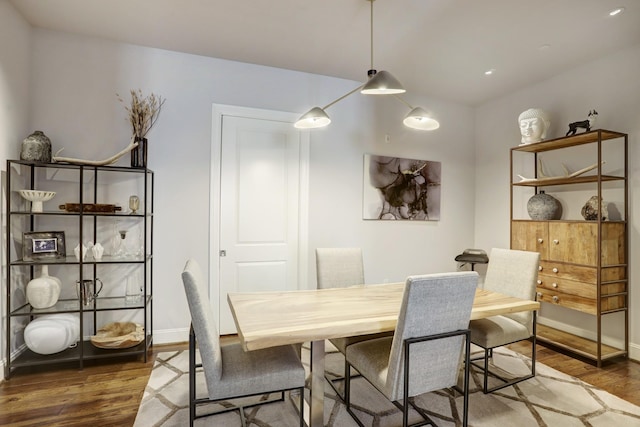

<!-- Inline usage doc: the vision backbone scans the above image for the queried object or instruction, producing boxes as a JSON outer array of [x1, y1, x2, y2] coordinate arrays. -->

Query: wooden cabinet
[[510, 130, 627, 366], [4, 160, 154, 378]]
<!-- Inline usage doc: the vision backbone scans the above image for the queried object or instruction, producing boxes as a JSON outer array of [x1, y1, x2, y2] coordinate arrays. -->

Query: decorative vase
[[26, 265, 61, 309], [20, 131, 52, 163], [581, 195, 608, 220], [131, 137, 148, 168], [527, 191, 561, 220]]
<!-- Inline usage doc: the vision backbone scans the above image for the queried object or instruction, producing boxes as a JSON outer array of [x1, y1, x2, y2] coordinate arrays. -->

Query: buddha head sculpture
[[518, 108, 550, 145]]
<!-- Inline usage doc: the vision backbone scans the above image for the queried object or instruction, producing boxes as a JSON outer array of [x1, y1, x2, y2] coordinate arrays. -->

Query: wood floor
[[1, 340, 639, 426]]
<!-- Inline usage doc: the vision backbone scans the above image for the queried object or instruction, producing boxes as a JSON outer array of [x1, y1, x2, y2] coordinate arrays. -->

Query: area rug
[[134, 346, 640, 426]]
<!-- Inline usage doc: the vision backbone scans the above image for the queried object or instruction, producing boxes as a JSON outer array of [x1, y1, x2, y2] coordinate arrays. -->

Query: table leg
[[308, 340, 325, 427]]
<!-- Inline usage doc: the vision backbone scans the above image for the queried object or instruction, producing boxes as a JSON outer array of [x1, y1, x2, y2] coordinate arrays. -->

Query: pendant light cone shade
[[294, 107, 331, 129], [360, 70, 406, 95], [403, 107, 440, 130]]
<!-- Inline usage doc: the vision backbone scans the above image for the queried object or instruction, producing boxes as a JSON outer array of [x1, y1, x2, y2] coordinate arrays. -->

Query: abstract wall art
[[363, 154, 441, 221]]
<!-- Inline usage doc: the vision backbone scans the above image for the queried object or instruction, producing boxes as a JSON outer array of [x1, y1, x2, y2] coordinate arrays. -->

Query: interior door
[[218, 115, 302, 334]]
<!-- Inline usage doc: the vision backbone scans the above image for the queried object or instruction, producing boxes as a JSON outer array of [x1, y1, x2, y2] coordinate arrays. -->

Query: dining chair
[[344, 272, 478, 427], [469, 247, 540, 393], [181, 259, 306, 427], [316, 247, 393, 401]]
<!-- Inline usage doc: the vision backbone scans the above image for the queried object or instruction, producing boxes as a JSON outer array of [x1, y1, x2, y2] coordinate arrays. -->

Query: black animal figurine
[[566, 110, 598, 136]]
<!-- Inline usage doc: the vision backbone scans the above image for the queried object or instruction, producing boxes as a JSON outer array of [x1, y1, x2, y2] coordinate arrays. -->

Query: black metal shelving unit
[[4, 160, 154, 378]]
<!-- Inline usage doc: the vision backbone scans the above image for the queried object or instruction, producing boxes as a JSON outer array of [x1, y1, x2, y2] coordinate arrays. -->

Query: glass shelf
[[10, 296, 152, 316], [10, 254, 149, 266]]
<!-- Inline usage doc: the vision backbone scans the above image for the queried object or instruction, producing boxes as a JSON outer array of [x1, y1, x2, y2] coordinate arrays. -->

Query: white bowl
[[18, 190, 56, 212]]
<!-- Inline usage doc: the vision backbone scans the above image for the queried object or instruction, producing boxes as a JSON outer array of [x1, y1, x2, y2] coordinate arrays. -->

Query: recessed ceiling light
[[609, 7, 624, 16], [484, 69, 496, 76]]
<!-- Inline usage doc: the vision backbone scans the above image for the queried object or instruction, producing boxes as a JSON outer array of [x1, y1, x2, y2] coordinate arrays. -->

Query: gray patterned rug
[[134, 346, 640, 426]]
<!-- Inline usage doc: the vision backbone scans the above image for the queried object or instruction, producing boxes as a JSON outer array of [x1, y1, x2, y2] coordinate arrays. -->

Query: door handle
[[220, 250, 227, 257]]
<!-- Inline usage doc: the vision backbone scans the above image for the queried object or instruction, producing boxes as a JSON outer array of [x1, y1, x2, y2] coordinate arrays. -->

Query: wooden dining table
[[227, 282, 540, 427]]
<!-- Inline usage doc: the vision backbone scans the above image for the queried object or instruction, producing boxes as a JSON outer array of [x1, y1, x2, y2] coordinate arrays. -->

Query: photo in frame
[[363, 154, 441, 221], [22, 231, 66, 261]]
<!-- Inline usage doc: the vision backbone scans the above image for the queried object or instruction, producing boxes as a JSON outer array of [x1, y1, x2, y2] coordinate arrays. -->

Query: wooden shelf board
[[513, 174, 623, 187], [512, 129, 626, 153], [537, 324, 626, 361]]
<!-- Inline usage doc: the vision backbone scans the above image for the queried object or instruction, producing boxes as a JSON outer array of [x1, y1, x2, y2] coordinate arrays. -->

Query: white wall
[[0, 0, 32, 377], [475, 44, 640, 359], [10, 28, 474, 348]]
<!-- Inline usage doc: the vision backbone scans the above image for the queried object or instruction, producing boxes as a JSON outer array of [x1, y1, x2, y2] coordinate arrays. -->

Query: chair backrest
[[385, 272, 478, 401], [181, 259, 223, 390], [484, 248, 540, 330], [315, 248, 364, 289]]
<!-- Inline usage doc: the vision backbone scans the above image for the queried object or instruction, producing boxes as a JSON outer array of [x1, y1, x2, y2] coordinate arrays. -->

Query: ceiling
[[10, 0, 640, 106]]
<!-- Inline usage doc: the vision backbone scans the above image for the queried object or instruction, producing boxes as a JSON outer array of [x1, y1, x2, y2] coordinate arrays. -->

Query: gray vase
[[527, 191, 561, 220], [20, 130, 52, 163]]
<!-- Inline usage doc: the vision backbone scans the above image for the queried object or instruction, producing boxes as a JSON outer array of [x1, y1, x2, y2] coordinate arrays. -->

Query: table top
[[228, 282, 540, 351]]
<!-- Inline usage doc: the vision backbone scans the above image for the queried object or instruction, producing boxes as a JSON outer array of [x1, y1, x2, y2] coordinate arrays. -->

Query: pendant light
[[295, 0, 439, 131]]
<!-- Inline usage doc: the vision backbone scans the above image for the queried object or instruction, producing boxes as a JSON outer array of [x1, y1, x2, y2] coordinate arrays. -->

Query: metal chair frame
[[188, 326, 305, 427], [345, 329, 472, 427], [469, 311, 537, 394]]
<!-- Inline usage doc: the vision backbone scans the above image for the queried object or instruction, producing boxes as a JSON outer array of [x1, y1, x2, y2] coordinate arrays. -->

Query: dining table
[[227, 281, 540, 427]]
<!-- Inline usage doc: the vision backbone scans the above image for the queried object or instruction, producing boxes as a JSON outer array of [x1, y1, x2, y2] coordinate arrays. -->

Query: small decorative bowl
[[18, 190, 56, 212]]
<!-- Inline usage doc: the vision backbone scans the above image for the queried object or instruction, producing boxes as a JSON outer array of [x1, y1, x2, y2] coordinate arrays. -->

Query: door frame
[[210, 104, 310, 329]]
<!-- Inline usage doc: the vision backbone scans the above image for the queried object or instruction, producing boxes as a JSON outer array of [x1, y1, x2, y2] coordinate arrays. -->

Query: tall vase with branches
[[118, 90, 165, 167]]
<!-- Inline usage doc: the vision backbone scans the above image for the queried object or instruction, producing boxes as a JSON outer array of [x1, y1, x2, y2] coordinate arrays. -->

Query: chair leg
[[462, 331, 470, 427], [299, 387, 305, 427], [189, 326, 196, 427]]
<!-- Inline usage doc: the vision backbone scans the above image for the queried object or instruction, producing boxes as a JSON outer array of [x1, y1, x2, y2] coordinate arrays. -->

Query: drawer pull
[[537, 238, 544, 243], [536, 292, 542, 298], [552, 296, 559, 302], [553, 239, 559, 245], [537, 279, 542, 285], [552, 283, 558, 288], [552, 267, 559, 273], [538, 265, 543, 271]]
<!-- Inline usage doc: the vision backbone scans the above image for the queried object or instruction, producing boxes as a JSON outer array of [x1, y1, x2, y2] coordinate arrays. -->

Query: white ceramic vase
[[26, 265, 61, 309]]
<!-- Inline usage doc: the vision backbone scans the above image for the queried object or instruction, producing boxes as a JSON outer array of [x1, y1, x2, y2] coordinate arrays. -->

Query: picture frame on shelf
[[22, 231, 66, 261]]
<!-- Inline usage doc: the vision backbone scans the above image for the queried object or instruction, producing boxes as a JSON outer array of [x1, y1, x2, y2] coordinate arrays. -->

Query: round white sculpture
[[24, 314, 79, 355], [18, 190, 56, 212], [518, 108, 550, 145], [26, 265, 61, 309]]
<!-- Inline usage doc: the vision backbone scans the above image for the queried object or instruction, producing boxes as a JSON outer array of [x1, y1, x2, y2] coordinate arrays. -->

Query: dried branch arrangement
[[118, 89, 165, 138]]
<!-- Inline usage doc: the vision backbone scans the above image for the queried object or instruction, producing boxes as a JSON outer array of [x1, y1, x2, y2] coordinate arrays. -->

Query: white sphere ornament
[[24, 314, 79, 355]]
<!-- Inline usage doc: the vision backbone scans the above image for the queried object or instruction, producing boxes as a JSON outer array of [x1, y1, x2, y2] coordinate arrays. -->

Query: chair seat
[[209, 342, 305, 400], [330, 331, 394, 354], [345, 336, 393, 396], [469, 315, 530, 349]]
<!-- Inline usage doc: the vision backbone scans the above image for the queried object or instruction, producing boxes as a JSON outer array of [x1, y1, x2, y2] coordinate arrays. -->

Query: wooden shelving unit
[[509, 129, 628, 366]]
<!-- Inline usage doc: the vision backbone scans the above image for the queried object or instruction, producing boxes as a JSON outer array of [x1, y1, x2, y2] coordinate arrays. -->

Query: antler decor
[[517, 159, 604, 183], [52, 137, 138, 166]]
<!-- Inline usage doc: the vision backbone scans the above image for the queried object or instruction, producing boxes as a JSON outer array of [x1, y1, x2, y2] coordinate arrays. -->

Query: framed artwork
[[22, 231, 66, 261], [363, 154, 441, 221]]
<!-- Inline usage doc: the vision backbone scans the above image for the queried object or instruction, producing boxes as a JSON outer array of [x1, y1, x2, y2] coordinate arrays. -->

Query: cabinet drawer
[[536, 277, 595, 298], [536, 287, 626, 314], [536, 288, 595, 314], [536, 277, 627, 300], [538, 261, 596, 283]]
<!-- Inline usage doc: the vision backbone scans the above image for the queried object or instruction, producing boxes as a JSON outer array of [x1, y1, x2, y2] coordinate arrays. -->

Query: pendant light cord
[[370, 0, 374, 71]]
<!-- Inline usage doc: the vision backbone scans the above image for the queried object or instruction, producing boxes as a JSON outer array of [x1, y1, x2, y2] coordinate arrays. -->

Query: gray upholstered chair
[[181, 259, 306, 427], [344, 272, 478, 427], [469, 247, 540, 393], [316, 247, 393, 401]]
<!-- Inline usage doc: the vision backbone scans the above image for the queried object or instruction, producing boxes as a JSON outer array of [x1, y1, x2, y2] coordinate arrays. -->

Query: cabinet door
[[548, 222, 597, 266], [511, 221, 548, 260]]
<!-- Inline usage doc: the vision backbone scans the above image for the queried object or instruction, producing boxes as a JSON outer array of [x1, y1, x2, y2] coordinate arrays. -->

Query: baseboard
[[538, 316, 638, 362], [153, 327, 190, 345]]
